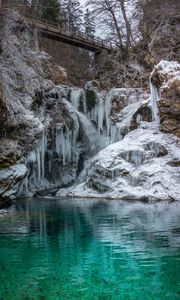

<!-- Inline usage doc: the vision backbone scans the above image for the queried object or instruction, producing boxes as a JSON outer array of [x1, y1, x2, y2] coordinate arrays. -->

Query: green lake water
[[0, 198, 180, 300]]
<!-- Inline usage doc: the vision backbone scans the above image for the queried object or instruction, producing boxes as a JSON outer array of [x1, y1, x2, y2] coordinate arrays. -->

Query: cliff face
[[0, 11, 67, 206], [0, 11, 67, 165], [151, 61, 180, 137], [139, 0, 180, 68]]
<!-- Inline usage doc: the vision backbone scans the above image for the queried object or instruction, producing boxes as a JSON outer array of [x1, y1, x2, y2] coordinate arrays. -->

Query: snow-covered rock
[[0, 164, 27, 206], [59, 122, 180, 201], [151, 60, 180, 137], [0, 11, 69, 204], [0, 11, 67, 164]]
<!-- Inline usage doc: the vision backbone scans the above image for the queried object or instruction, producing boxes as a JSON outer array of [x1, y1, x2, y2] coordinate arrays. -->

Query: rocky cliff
[[0, 10, 179, 207], [151, 61, 180, 137], [0, 11, 67, 206], [139, 0, 180, 68]]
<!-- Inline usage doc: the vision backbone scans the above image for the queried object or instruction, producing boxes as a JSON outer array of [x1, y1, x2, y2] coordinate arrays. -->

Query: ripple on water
[[0, 198, 180, 300]]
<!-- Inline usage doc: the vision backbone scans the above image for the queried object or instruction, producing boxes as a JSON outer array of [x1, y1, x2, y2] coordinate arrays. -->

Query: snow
[[151, 60, 180, 88], [59, 122, 180, 201], [0, 164, 28, 200], [154, 60, 180, 76]]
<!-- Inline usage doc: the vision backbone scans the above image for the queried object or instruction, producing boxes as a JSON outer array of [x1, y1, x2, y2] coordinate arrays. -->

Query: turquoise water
[[0, 198, 180, 300]]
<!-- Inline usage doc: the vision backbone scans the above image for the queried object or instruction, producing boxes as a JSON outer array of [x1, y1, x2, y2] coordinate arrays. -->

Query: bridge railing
[[1, 1, 116, 51]]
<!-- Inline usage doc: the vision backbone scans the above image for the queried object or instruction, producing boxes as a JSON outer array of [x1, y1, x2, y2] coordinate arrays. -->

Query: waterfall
[[77, 111, 98, 154], [150, 82, 159, 124], [69, 88, 83, 111], [105, 90, 113, 136], [22, 85, 138, 196]]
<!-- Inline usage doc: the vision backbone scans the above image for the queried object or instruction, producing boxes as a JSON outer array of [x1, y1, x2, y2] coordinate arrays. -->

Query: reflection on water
[[0, 198, 180, 300]]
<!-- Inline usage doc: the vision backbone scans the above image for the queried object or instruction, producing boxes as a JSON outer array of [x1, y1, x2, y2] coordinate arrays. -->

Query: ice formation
[[62, 122, 180, 201], [23, 86, 148, 196], [21, 76, 180, 201], [150, 82, 159, 124]]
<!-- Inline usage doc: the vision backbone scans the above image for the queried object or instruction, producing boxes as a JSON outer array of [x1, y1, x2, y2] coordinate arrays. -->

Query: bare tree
[[86, 0, 123, 47], [117, 0, 132, 48]]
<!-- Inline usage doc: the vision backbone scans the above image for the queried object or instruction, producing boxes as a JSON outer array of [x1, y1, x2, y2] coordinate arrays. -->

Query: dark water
[[0, 198, 180, 300]]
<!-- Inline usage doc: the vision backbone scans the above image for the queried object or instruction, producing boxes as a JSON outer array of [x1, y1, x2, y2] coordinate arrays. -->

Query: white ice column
[[150, 82, 160, 124]]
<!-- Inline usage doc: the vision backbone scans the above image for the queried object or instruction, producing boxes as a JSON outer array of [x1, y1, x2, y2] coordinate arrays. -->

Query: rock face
[[0, 11, 67, 166], [63, 123, 180, 201], [151, 61, 180, 137], [139, 1, 180, 67], [0, 11, 68, 204], [98, 56, 149, 90], [0, 164, 27, 208]]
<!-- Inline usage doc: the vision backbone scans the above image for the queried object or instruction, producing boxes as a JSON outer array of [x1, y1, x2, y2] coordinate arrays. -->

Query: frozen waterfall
[[22, 85, 148, 196], [150, 82, 160, 124]]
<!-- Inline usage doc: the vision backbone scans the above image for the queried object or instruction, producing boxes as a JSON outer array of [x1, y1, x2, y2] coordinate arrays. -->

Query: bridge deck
[[25, 18, 114, 52], [1, 2, 115, 52]]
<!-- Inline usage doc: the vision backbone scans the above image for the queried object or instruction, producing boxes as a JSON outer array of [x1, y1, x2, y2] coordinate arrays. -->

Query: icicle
[[150, 82, 160, 124], [82, 91, 87, 115], [136, 114, 142, 125], [97, 96, 104, 133], [69, 88, 82, 111], [36, 145, 41, 182], [105, 90, 113, 136], [110, 125, 117, 144]]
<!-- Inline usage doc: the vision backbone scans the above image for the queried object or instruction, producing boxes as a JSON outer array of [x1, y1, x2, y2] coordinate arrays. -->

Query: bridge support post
[[94, 50, 108, 71], [94, 50, 101, 66], [33, 27, 39, 51]]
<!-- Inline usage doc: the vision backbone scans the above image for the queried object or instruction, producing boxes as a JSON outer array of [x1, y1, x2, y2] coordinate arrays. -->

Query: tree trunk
[[118, 0, 132, 48], [110, 8, 123, 47]]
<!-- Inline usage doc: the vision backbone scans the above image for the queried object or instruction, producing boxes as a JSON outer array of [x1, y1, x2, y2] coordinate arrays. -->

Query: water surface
[[0, 198, 180, 300]]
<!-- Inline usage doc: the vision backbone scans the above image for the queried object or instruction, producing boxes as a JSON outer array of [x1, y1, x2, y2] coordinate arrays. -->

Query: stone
[[151, 60, 180, 137], [61, 123, 180, 202], [0, 164, 28, 207]]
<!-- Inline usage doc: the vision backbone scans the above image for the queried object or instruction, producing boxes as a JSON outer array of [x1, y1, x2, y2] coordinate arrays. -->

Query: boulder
[[0, 164, 28, 207], [64, 123, 180, 201]]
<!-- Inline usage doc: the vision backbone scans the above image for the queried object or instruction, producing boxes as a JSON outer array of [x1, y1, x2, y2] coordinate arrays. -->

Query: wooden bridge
[[25, 18, 114, 53], [1, 1, 115, 53]]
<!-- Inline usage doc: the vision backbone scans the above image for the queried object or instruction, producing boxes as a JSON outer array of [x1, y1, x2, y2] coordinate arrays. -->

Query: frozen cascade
[[23, 124, 81, 195], [57, 84, 122, 144], [77, 112, 99, 154], [24, 132, 48, 195], [150, 82, 160, 124], [55, 126, 72, 166], [69, 88, 83, 111], [105, 90, 113, 136], [23, 85, 148, 196]]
